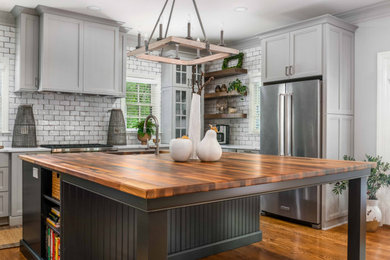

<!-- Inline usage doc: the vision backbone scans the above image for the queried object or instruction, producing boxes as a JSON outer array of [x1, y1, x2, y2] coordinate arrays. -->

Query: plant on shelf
[[228, 78, 247, 95], [132, 119, 155, 145], [333, 154, 390, 232]]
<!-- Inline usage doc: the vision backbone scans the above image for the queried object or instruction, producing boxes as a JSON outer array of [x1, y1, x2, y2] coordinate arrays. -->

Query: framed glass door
[[174, 89, 188, 138]]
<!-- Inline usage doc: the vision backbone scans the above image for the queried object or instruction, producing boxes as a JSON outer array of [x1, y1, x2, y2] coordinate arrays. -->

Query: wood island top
[[19, 152, 375, 199]]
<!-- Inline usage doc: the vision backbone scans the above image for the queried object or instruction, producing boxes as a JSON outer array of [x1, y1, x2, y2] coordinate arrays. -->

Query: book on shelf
[[47, 226, 60, 260], [51, 207, 60, 218], [47, 207, 60, 228]]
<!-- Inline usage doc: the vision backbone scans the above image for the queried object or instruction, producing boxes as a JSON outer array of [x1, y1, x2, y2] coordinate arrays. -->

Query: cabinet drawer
[[0, 192, 8, 217], [0, 167, 8, 192], [0, 154, 8, 167]]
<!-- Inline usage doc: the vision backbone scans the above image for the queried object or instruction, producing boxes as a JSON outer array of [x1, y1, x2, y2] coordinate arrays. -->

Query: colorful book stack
[[46, 207, 60, 260]]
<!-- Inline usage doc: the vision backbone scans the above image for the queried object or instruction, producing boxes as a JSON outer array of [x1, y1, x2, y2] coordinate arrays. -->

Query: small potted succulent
[[228, 78, 247, 95], [333, 155, 390, 232], [132, 119, 155, 145]]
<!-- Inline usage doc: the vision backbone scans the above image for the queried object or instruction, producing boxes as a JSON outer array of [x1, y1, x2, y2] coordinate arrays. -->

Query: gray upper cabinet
[[83, 22, 120, 95], [12, 8, 40, 92], [261, 25, 322, 83], [40, 14, 83, 93], [12, 5, 127, 97], [289, 25, 322, 79], [261, 33, 290, 82]]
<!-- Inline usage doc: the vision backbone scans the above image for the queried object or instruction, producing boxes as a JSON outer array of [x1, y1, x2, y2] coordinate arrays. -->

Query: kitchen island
[[19, 152, 374, 260]]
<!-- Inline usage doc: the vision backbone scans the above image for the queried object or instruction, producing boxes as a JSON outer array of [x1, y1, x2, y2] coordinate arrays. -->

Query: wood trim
[[135, 53, 230, 66], [204, 68, 248, 79], [204, 91, 246, 99], [204, 113, 247, 119], [128, 36, 239, 57]]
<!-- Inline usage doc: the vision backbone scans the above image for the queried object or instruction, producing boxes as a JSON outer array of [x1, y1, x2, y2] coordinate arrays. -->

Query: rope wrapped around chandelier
[[127, 0, 239, 65]]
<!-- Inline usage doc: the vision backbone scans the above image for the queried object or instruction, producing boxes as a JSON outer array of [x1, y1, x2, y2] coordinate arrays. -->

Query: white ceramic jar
[[367, 199, 382, 232], [169, 138, 193, 162]]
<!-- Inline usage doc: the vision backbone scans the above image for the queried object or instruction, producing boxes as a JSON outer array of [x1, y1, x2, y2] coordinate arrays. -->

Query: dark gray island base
[[19, 152, 374, 260]]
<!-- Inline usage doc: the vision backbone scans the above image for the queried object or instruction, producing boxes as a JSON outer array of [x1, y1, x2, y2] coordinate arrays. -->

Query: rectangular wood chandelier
[[127, 0, 239, 65]]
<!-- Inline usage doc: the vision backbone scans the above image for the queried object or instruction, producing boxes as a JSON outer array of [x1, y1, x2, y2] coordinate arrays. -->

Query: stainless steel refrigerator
[[260, 79, 322, 228]]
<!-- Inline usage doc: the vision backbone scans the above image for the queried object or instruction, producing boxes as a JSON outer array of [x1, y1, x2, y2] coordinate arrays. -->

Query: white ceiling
[[0, 0, 384, 42]]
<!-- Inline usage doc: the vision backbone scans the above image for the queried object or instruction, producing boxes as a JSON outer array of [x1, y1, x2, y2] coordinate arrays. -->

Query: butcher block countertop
[[19, 152, 375, 199]]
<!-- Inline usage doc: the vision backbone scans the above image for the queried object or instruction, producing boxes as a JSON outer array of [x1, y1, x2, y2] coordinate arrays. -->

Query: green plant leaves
[[332, 154, 390, 200]]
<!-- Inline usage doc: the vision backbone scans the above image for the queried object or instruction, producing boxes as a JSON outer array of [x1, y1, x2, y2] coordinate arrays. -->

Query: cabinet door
[[11, 153, 23, 217], [289, 25, 322, 79], [15, 13, 39, 92], [40, 14, 83, 92], [0, 167, 8, 192], [323, 114, 353, 229], [118, 32, 127, 97], [173, 65, 189, 87], [0, 192, 8, 217], [326, 25, 354, 114], [83, 22, 120, 95], [261, 33, 290, 83], [325, 114, 354, 160]]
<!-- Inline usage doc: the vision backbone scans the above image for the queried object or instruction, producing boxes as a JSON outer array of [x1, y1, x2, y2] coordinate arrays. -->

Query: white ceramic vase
[[196, 129, 222, 162], [169, 138, 192, 162], [188, 93, 201, 159], [367, 199, 382, 232]]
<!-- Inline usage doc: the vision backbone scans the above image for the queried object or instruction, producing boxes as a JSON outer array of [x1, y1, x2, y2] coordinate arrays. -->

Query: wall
[[354, 15, 390, 160], [354, 15, 390, 225], [204, 45, 261, 147], [0, 21, 161, 147]]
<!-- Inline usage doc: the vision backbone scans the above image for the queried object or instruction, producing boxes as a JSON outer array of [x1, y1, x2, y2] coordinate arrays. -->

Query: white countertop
[[113, 144, 170, 150], [0, 147, 51, 153], [220, 144, 260, 151]]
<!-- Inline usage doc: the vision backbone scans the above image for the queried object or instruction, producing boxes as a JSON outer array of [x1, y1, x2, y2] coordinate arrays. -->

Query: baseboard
[[9, 216, 22, 227], [168, 231, 262, 260], [20, 239, 42, 260]]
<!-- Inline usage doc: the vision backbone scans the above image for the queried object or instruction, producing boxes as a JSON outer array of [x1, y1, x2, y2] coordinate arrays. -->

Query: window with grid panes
[[175, 90, 188, 138], [125, 82, 153, 128], [175, 65, 187, 85]]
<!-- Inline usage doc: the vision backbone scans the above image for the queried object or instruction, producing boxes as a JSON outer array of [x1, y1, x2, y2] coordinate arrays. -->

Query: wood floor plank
[[3, 216, 390, 259]]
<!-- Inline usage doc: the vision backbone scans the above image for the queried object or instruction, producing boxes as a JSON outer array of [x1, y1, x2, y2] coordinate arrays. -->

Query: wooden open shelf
[[204, 91, 246, 99], [204, 113, 247, 119], [204, 68, 248, 79]]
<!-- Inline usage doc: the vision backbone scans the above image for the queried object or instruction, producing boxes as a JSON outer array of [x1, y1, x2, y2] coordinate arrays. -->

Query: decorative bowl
[[169, 138, 193, 162]]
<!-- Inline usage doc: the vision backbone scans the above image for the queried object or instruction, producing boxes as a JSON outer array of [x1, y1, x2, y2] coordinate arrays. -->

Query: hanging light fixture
[[128, 0, 239, 65]]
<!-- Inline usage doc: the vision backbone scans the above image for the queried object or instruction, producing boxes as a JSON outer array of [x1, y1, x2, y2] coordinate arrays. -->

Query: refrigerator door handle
[[284, 94, 292, 156], [278, 94, 285, 156]]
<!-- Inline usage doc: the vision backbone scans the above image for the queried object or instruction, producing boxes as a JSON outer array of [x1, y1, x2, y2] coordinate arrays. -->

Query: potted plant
[[333, 155, 390, 232], [132, 119, 155, 145], [228, 78, 247, 95]]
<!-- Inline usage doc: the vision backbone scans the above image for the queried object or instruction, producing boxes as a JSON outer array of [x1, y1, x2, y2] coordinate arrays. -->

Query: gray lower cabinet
[[10, 151, 49, 226], [0, 154, 8, 218], [0, 192, 9, 217]]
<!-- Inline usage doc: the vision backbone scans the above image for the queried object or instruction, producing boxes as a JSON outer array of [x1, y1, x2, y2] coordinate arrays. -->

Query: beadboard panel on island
[[0, 22, 161, 146]]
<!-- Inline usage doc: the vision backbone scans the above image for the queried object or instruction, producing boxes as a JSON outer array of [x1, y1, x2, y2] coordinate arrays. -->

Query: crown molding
[[336, 0, 390, 24], [0, 10, 15, 26]]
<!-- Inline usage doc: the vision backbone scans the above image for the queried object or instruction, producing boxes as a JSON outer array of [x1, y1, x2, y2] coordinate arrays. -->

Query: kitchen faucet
[[143, 114, 160, 155]]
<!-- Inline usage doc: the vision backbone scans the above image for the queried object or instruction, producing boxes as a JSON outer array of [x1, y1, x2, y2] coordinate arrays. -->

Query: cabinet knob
[[285, 66, 289, 76]]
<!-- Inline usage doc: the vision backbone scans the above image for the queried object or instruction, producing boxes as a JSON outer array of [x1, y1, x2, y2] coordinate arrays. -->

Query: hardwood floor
[[2, 216, 390, 259]]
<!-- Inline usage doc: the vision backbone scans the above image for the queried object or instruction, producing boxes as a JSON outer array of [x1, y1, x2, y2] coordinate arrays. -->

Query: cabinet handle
[[289, 66, 294, 76], [285, 66, 289, 76], [35, 77, 39, 88]]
